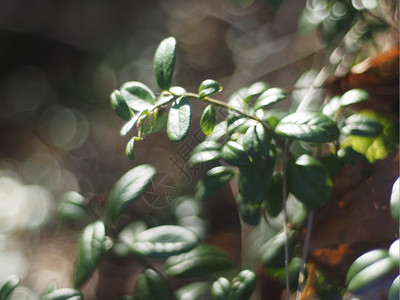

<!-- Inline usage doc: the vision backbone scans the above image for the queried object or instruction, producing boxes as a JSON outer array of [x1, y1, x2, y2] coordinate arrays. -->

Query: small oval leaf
[[200, 104, 217, 136], [230, 270, 256, 300], [264, 173, 283, 217], [131, 225, 199, 258], [120, 82, 156, 112], [110, 90, 134, 121], [120, 110, 148, 136], [174, 282, 211, 300], [342, 114, 383, 137], [164, 244, 233, 278], [0, 275, 20, 300], [254, 88, 287, 110], [154, 37, 177, 91], [167, 96, 191, 142], [42, 288, 83, 300], [389, 275, 400, 300], [189, 141, 222, 165], [390, 178, 399, 224], [57, 191, 87, 222], [211, 277, 231, 300], [236, 194, 260, 226], [262, 230, 298, 270], [194, 166, 235, 200], [242, 123, 269, 156], [198, 79, 223, 98], [73, 221, 106, 288], [340, 89, 369, 106], [107, 164, 156, 222], [135, 269, 172, 300], [275, 112, 340, 143], [221, 141, 251, 166], [125, 137, 136, 161]]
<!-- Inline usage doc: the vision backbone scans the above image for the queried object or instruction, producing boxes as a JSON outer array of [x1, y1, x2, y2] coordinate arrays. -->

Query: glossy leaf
[[254, 88, 287, 110], [221, 141, 251, 166], [262, 230, 297, 270], [120, 110, 148, 136], [135, 269, 172, 300], [164, 244, 233, 278], [131, 225, 198, 258], [189, 141, 222, 165], [340, 89, 369, 106], [264, 173, 283, 217], [42, 288, 82, 300], [174, 282, 211, 300], [120, 82, 155, 112], [199, 79, 223, 98], [140, 109, 168, 135], [242, 123, 269, 156], [113, 221, 147, 257], [211, 277, 231, 300], [275, 112, 339, 143], [237, 194, 260, 226], [0, 275, 20, 300], [194, 166, 235, 200], [107, 165, 156, 222], [390, 178, 399, 224], [167, 96, 191, 142], [389, 275, 400, 300], [288, 154, 333, 208], [73, 221, 106, 288], [110, 89, 134, 121], [125, 137, 136, 161], [154, 37, 176, 91], [342, 114, 383, 137], [200, 104, 217, 136], [230, 270, 256, 300], [389, 239, 399, 262], [57, 191, 87, 221]]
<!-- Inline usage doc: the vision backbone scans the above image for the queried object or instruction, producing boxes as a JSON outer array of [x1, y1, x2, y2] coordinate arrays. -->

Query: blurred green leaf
[[131, 225, 198, 258], [174, 282, 211, 300], [189, 141, 222, 165], [221, 141, 251, 166], [340, 89, 369, 106], [389, 275, 399, 300], [42, 288, 82, 300], [57, 191, 87, 222], [194, 166, 235, 200], [237, 194, 261, 226], [164, 244, 233, 278], [389, 239, 399, 262], [342, 114, 383, 137], [199, 79, 222, 98], [264, 173, 283, 217], [211, 277, 231, 300], [125, 137, 136, 161], [167, 96, 191, 142], [390, 178, 399, 224], [262, 230, 297, 270], [120, 82, 156, 112], [229, 270, 256, 300], [73, 221, 106, 288], [135, 269, 172, 300], [113, 221, 147, 257], [154, 37, 176, 91], [230, 0, 255, 9], [120, 110, 148, 136], [200, 104, 217, 136], [0, 275, 20, 300], [242, 123, 269, 156], [288, 154, 333, 208], [140, 109, 168, 135], [107, 165, 156, 222], [254, 88, 287, 110], [275, 112, 339, 143], [110, 89, 134, 121]]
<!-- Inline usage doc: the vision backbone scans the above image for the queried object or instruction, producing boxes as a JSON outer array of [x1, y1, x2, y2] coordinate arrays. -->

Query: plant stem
[[282, 139, 291, 300]]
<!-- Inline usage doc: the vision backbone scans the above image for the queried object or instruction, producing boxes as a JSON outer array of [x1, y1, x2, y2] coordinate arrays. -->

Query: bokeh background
[[0, 0, 397, 299]]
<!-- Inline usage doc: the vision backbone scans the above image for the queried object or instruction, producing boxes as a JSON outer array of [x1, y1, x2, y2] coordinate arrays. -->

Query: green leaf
[[342, 114, 383, 137], [120, 82, 156, 112], [57, 191, 87, 222], [199, 79, 223, 98], [254, 88, 287, 110], [139, 109, 168, 135], [275, 112, 339, 143], [322, 96, 342, 117], [389, 239, 399, 262], [221, 141, 251, 166], [0, 275, 20, 300], [230, 270, 256, 300], [340, 89, 369, 106], [261, 230, 298, 270], [154, 37, 177, 91], [211, 277, 231, 300], [120, 110, 148, 136], [131, 225, 198, 258], [110, 89, 134, 121], [189, 141, 222, 165], [167, 96, 191, 142], [113, 221, 147, 257], [288, 154, 333, 208], [194, 166, 235, 200], [164, 244, 233, 278], [107, 164, 156, 222], [174, 282, 211, 300], [135, 269, 172, 300], [242, 123, 269, 156], [264, 173, 283, 217], [390, 178, 399, 224], [236, 194, 261, 226], [73, 221, 106, 288], [200, 104, 217, 136], [347, 256, 397, 292], [42, 288, 83, 300], [389, 275, 400, 300], [125, 137, 136, 161]]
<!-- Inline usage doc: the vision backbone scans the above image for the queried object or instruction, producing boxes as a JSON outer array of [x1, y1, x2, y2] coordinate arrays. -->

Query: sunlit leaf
[[275, 112, 339, 143], [73, 221, 106, 288], [254, 88, 287, 110], [221, 141, 251, 166], [131, 225, 198, 258], [154, 37, 176, 91], [189, 141, 222, 165], [340, 89, 369, 106], [200, 104, 217, 136], [242, 123, 269, 156], [342, 114, 383, 137], [167, 96, 191, 142], [390, 178, 399, 224], [199, 79, 222, 98], [0, 275, 20, 300], [120, 82, 156, 112], [125, 137, 136, 161], [229, 270, 256, 300], [174, 282, 211, 300], [120, 110, 148, 136], [194, 166, 235, 200], [57, 191, 87, 222], [110, 89, 134, 121], [107, 164, 156, 222], [135, 269, 172, 300], [164, 244, 233, 278], [42, 288, 83, 300], [211, 277, 231, 300], [113, 221, 147, 257]]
